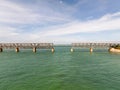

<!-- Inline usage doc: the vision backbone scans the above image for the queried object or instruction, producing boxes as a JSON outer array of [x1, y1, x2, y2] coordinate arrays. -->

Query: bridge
[[71, 42, 120, 52], [0, 42, 120, 53], [0, 43, 55, 53]]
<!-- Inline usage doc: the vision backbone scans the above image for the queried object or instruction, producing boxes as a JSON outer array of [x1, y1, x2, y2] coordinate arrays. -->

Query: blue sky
[[0, 0, 120, 44]]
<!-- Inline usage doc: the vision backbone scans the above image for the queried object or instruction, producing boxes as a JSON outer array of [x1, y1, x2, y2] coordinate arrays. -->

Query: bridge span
[[0, 43, 55, 53], [0, 42, 120, 53], [71, 42, 120, 52]]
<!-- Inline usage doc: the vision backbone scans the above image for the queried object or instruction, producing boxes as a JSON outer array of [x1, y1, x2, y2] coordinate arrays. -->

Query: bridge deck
[[72, 42, 120, 48], [0, 43, 54, 49]]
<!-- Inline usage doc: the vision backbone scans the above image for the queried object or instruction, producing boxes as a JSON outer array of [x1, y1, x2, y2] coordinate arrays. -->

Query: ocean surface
[[0, 46, 120, 90]]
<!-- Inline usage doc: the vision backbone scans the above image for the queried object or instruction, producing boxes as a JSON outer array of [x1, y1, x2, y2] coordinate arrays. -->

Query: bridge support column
[[71, 48, 74, 52], [15, 47, 19, 52], [108, 47, 112, 52], [51, 48, 55, 53], [90, 48, 93, 52], [0, 48, 3, 52], [33, 47, 36, 53]]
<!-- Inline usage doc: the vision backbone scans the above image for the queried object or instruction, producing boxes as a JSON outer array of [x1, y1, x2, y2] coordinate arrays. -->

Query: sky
[[0, 0, 120, 44]]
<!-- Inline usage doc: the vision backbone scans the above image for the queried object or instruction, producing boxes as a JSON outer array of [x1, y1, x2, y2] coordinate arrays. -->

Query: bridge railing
[[72, 43, 120, 48], [0, 43, 54, 49]]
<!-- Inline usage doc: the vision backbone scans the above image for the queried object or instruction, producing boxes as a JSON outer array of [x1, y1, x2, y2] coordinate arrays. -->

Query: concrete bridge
[[0, 42, 120, 53], [0, 43, 55, 53], [71, 42, 120, 52]]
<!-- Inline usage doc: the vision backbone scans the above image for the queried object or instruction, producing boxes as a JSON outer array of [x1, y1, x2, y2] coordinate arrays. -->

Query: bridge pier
[[15, 47, 19, 52], [51, 48, 55, 53], [33, 47, 37, 53], [71, 48, 74, 52], [108, 48, 111, 52], [0, 48, 3, 52], [90, 48, 93, 52]]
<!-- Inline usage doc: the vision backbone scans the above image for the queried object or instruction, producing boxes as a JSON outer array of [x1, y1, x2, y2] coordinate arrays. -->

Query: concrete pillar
[[71, 48, 74, 52], [90, 48, 93, 52], [15, 47, 19, 52], [33, 47, 37, 53], [0, 48, 3, 52], [51, 48, 55, 53], [108, 47, 112, 52]]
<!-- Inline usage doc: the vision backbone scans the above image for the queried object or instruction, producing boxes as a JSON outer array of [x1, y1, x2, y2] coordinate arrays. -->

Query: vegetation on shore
[[111, 44, 120, 49]]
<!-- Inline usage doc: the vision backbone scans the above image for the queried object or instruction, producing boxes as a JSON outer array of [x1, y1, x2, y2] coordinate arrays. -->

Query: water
[[0, 46, 120, 90]]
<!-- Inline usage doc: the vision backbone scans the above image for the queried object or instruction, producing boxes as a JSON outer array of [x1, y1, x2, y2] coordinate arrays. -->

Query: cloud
[[0, 0, 120, 43], [0, 26, 19, 37], [15, 11, 119, 44], [36, 12, 120, 37], [0, 0, 71, 25], [0, 0, 73, 42], [1, 11, 120, 43]]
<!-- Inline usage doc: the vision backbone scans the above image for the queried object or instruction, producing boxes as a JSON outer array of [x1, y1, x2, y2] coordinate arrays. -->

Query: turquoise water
[[0, 46, 120, 90]]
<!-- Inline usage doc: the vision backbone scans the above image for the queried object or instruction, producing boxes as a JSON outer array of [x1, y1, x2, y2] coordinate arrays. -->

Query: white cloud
[[40, 12, 120, 36], [0, 0, 70, 24], [1, 11, 120, 43], [0, 26, 19, 37], [0, 0, 120, 43]]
